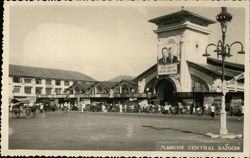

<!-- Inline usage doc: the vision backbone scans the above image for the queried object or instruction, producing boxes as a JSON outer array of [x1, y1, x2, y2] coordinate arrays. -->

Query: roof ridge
[[9, 64, 95, 81], [10, 64, 80, 73]]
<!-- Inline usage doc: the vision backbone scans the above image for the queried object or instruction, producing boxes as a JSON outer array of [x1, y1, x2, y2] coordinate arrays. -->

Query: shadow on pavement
[[142, 125, 207, 136]]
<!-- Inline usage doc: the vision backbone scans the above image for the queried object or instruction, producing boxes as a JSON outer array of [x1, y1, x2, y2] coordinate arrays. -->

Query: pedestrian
[[178, 102, 183, 114], [67, 102, 71, 112], [131, 104, 134, 113], [10, 101, 14, 113], [186, 104, 190, 114], [40, 103, 44, 113], [164, 102, 170, 114], [239, 103, 244, 120], [157, 104, 161, 114], [210, 103, 215, 119], [119, 104, 123, 113], [101, 104, 106, 112], [197, 106, 202, 116], [124, 104, 127, 112], [83, 102, 86, 112]]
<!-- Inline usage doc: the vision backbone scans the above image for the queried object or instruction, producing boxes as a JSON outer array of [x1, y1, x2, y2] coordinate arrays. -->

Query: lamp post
[[203, 7, 245, 135]]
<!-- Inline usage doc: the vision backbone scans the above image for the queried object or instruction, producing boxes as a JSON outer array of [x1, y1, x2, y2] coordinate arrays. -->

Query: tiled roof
[[187, 61, 243, 78], [100, 81, 117, 89], [67, 81, 117, 91], [207, 57, 244, 71], [123, 79, 137, 86], [9, 64, 95, 81], [112, 79, 137, 88], [77, 82, 96, 89], [135, 59, 243, 81]]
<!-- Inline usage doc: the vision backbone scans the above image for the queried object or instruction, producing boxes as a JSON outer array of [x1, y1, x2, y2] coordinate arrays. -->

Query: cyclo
[[10, 98, 37, 119]]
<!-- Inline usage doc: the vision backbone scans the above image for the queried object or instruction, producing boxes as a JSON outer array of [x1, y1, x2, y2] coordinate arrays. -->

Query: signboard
[[157, 39, 179, 75], [203, 96, 214, 105], [183, 99, 194, 105], [158, 63, 178, 75]]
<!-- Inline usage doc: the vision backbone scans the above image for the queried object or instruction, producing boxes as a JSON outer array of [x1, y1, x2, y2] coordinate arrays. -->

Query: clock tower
[[149, 9, 216, 92]]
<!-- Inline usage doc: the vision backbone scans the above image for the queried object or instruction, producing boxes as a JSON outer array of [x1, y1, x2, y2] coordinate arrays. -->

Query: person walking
[[164, 102, 170, 114], [210, 104, 216, 119], [39, 103, 44, 113], [119, 104, 123, 113], [178, 102, 183, 115]]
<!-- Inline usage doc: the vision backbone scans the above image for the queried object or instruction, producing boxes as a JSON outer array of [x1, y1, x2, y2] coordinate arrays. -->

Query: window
[[13, 77, 21, 83], [13, 86, 21, 93], [64, 81, 70, 86], [36, 79, 42, 84], [46, 79, 52, 85], [195, 41, 199, 51], [55, 80, 61, 86], [121, 84, 129, 94], [55, 88, 61, 95], [24, 78, 32, 83], [96, 85, 103, 94], [114, 87, 120, 93], [35, 87, 42, 95], [24, 87, 32, 94], [191, 75, 209, 92], [46, 88, 52, 95]]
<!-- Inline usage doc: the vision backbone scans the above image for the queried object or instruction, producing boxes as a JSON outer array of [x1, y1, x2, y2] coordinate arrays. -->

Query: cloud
[[137, 6, 149, 17], [18, 23, 156, 80]]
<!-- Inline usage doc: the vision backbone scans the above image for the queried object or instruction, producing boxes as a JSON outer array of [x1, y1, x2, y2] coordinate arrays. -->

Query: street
[[9, 112, 243, 151]]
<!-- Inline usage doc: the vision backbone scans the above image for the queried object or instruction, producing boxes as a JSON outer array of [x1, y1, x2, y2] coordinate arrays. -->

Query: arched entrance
[[155, 78, 176, 104]]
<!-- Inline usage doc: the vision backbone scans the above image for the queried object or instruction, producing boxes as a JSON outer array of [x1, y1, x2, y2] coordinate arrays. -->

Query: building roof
[[187, 61, 243, 78], [148, 9, 216, 26], [122, 79, 137, 86], [66, 80, 136, 92], [100, 81, 117, 89], [207, 57, 244, 72], [112, 79, 137, 88], [77, 82, 96, 89], [9, 64, 95, 81], [134, 58, 243, 82]]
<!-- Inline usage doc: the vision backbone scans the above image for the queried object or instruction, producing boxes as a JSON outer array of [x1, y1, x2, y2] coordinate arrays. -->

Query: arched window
[[191, 75, 209, 92], [121, 84, 129, 94], [96, 85, 103, 94]]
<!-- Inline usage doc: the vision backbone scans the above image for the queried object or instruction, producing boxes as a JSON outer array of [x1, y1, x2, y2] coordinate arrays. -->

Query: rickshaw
[[10, 98, 37, 119]]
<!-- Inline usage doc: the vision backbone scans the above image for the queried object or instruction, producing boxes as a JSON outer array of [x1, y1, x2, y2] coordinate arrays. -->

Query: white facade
[[9, 76, 74, 98], [155, 18, 212, 92]]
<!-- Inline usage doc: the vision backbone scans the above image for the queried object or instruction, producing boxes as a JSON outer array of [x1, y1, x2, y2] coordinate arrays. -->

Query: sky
[[9, 5, 246, 81]]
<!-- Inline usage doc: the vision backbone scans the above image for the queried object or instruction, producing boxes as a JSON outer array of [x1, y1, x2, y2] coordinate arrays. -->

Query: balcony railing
[[36, 93, 149, 98]]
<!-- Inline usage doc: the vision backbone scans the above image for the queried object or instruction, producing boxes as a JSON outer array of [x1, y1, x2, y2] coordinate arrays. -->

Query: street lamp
[[203, 7, 245, 135]]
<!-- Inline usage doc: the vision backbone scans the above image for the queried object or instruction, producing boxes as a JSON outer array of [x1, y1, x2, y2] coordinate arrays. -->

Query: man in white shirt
[[164, 102, 170, 114], [210, 104, 216, 118]]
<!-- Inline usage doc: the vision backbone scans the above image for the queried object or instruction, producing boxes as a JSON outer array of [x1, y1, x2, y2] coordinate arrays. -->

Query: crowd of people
[[30, 99, 244, 117], [9, 97, 244, 118]]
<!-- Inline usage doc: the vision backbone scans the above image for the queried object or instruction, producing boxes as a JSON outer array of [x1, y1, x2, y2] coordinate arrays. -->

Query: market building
[[134, 9, 245, 108], [65, 79, 145, 104], [9, 64, 95, 103], [9, 64, 144, 105], [9, 9, 245, 109]]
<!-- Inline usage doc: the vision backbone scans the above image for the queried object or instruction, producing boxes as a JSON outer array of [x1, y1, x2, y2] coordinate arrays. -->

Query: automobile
[[44, 101, 57, 112], [229, 105, 242, 116]]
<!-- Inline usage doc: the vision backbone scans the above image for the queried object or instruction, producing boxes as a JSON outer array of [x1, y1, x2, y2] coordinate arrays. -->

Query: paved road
[[9, 111, 243, 151]]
